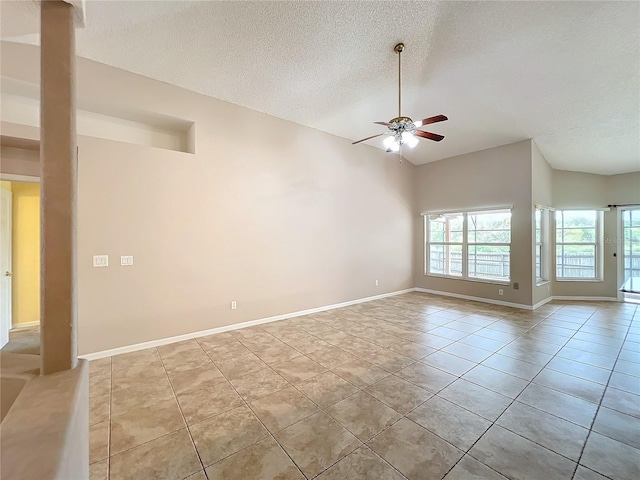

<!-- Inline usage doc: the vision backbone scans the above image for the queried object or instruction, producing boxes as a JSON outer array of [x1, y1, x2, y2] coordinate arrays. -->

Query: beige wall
[[10, 182, 40, 326], [1, 42, 415, 354], [414, 140, 534, 306], [607, 172, 640, 205], [531, 142, 553, 305], [0, 145, 39, 177], [2, 40, 639, 355], [551, 170, 640, 299]]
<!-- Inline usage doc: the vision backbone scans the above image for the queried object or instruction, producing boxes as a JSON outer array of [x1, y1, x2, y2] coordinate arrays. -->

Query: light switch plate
[[120, 256, 134, 266], [93, 255, 109, 267]]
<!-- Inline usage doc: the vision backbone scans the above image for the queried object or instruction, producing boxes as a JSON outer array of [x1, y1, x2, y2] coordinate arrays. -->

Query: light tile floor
[[89, 293, 640, 480]]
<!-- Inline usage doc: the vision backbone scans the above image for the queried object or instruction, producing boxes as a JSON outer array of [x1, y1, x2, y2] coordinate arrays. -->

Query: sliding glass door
[[622, 208, 640, 295]]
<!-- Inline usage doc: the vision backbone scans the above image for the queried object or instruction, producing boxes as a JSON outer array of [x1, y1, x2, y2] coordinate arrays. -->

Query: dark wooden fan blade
[[417, 114, 448, 126], [374, 121, 391, 126], [352, 133, 384, 145], [415, 130, 444, 142]]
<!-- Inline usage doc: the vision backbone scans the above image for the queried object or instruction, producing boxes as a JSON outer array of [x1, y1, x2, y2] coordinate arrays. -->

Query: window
[[535, 208, 549, 284], [428, 214, 463, 277], [555, 210, 602, 280], [426, 209, 511, 283]]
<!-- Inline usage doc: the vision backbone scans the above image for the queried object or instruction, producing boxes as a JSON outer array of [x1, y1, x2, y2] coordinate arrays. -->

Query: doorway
[[0, 178, 41, 351], [621, 208, 640, 303]]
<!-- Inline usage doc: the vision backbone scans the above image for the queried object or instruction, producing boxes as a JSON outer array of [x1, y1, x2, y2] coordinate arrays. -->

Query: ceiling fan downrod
[[395, 43, 404, 119]]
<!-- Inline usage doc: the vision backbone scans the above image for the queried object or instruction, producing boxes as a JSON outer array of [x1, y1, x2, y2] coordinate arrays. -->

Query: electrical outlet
[[93, 255, 108, 267], [375, 280, 379, 286], [498, 289, 504, 296], [120, 255, 134, 266], [231, 301, 237, 310], [513, 282, 520, 290]]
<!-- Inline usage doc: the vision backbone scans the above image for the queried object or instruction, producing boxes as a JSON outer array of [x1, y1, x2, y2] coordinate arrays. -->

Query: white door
[[0, 186, 12, 348], [621, 208, 640, 295]]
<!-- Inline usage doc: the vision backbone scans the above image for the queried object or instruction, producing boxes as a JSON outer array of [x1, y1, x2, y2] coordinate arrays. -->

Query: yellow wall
[[11, 182, 40, 326]]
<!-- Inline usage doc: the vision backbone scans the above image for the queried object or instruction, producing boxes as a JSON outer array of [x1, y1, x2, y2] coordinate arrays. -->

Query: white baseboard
[[532, 296, 554, 310], [552, 296, 618, 302], [11, 321, 40, 330], [79, 288, 416, 360], [79, 287, 623, 361], [414, 288, 534, 310]]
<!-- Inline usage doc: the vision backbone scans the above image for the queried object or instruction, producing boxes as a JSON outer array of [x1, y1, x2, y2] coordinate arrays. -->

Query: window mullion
[[462, 213, 469, 278]]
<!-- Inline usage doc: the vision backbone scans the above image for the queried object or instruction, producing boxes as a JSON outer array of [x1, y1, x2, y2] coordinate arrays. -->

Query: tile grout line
[[282, 301, 560, 478], [107, 357, 112, 480], [432, 304, 597, 478], [91, 296, 637, 480], [157, 347, 211, 480], [570, 303, 637, 480], [198, 341, 309, 480], [227, 328, 412, 479]]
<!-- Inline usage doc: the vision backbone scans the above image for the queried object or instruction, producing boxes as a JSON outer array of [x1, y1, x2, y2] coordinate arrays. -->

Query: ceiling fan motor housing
[[388, 117, 417, 144]]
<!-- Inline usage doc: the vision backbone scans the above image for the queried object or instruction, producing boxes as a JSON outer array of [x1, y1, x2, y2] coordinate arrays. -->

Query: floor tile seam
[[157, 349, 210, 474], [199, 348, 309, 480], [283, 377, 416, 478], [316, 444, 411, 480], [554, 349, 621, 370], [540, 365, 610, 386], [609, 365, 640, 380], [571, 333, 627, 348], [432, 385, 513, 424], [298, 401, 406, 480], [303, 442, 373, 480], [268, 381, 366, 479], [106, 359, 113, 479], [455, 371, 526, 399], [436, 424, 500, 480], [360, 377, 435, 415], [428, 321, 552, 376], [460, 319, 598, 475], [572, 317, 636, 479], [517, 315, 597, 387], [530, 368, 609, 395], [490, 415, 587, 463], [401, 405, 491, 455], [574, 465, 617, 480], [589, 419, 640, 451], [97, 302, 612, 478]]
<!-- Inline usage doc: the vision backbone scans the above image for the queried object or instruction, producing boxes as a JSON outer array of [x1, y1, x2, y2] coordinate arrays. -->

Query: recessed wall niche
[[2, 94, 195, 154]]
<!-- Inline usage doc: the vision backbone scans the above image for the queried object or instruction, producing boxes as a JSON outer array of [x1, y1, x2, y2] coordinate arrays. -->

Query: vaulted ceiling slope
[[2, 0, 639, 175]]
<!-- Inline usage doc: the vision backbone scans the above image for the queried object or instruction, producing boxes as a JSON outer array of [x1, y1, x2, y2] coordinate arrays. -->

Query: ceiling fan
[[352, 43, 448, 153]]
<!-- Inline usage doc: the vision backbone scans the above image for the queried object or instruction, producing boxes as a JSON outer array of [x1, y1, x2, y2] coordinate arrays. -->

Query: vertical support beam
[[40, 0, 78, 374]]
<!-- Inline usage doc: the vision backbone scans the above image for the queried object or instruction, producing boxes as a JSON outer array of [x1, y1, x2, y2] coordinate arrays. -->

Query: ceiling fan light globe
[[406, 135, 419, 148], [383, 136, 396, 149], [413, 120, 422, 128]]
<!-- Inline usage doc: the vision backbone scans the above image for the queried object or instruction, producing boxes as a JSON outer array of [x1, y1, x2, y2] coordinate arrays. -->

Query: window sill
[[556, 278, 603, 283], [536, 280, 550, 287], [425, 273, 511, 286]]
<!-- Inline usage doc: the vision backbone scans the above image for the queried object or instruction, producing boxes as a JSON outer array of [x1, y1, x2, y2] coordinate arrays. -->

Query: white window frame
[[535, 207, 550, 285], [555, 209, 604, 281], [425, 213, 464, 278], [425, 208, 512, 285]]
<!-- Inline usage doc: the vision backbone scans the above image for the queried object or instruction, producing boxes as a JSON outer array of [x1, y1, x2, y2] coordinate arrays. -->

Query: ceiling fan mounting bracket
[[394, 43, 405, 54]]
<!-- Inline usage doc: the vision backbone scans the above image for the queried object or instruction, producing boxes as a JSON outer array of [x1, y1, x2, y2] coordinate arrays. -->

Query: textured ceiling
[[3, 0, 639, 174]]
